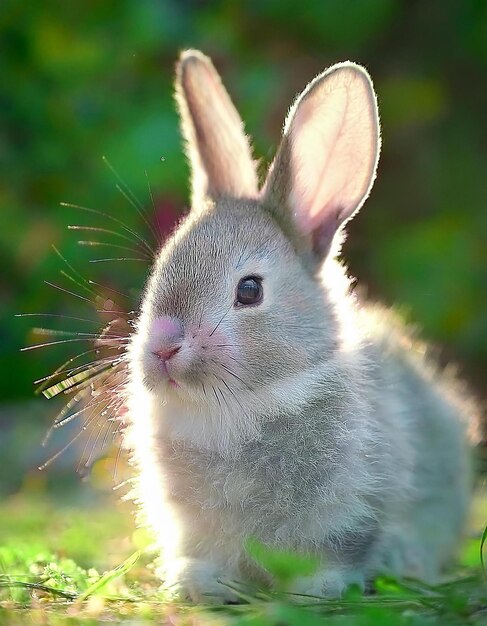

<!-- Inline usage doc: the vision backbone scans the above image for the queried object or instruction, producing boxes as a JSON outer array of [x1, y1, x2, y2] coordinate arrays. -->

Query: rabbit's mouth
[[151, 351, 181, 388]]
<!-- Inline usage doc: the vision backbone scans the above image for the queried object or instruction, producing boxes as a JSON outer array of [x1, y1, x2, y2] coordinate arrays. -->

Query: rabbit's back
[[362, 305, 478, 578]]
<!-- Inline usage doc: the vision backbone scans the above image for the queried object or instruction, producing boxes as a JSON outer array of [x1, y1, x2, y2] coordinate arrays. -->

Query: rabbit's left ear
[[263, 63, 380, 258], [176, 50, 258, 207]]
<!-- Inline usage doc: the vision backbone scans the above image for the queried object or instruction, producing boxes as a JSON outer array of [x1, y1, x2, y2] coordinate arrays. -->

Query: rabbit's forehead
[[161, 204, 287, 274]]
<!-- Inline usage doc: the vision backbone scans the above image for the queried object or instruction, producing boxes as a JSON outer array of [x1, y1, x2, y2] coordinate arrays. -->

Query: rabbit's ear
[[263, 63, 380, 259], [176, 50, 258, 207]]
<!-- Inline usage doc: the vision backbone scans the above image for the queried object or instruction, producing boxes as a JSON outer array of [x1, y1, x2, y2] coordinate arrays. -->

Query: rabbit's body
[[124, 52, 476, 601]]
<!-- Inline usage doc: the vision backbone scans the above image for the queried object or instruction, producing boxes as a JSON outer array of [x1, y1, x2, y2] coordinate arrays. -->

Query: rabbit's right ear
[[263, 63, 380, 260], [176, 50, 258, 208]]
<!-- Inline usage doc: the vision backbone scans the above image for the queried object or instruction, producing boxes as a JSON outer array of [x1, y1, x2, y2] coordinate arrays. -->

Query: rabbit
[[124, 49, 479, 602]]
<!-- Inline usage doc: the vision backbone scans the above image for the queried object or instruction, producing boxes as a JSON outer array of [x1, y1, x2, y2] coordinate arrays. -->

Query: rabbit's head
[[131, 50, 380, 420]]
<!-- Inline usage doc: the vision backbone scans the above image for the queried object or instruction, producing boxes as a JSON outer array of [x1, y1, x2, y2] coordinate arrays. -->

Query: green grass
[[1, 491, 487, 625]]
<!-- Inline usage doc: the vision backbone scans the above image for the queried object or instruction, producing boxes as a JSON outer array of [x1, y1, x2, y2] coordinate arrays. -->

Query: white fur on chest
[[154, 364, 343, 454]]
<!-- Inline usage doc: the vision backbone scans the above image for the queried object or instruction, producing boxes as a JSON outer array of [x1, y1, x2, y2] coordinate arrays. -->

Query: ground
[[1, 484, 487, 625]]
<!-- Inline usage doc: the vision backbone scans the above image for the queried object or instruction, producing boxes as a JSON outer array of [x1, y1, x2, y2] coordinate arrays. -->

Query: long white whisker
[[61, 202, 154, 256]]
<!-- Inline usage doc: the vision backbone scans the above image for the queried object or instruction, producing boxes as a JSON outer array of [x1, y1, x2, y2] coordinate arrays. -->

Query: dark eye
[[235, 276, 263, 307]]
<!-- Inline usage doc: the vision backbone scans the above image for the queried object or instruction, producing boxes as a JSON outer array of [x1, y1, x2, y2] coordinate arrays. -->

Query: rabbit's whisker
[[89, 257, 148, 264], [34, 355, 117, 386], [44, 281, 97, 307], [218, 362, 249, 389], [103, 155, 161, 247], [61, 202, 154, 256], [78, 240, 152, 259], [144, 170, 163, 246], [22, 337, 103, 352], [16, 313, 101, 325], [88, 280, 132, 300], [209, 304, 233, 337], [31, 328, 126, 340], [68, 225, 148, 250]]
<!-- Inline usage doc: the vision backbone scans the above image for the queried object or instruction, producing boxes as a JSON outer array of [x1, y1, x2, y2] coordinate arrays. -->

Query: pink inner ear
[[287, 67, 379, 237]]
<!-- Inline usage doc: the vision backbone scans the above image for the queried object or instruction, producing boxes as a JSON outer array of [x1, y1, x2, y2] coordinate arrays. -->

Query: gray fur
[[124, 51, 480, 602]]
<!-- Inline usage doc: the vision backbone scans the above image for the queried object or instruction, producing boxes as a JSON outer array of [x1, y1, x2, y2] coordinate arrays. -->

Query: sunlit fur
[[125, 198, 478, 600], [123, 52, 479, 602]]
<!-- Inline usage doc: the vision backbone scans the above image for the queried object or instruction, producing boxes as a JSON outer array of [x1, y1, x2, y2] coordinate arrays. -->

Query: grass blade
[[77, 551, 140, 602]]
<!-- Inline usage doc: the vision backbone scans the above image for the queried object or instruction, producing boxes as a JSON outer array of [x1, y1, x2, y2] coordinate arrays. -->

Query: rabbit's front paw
[[167, 558, 239, 604], [290, 568, 365, 599]]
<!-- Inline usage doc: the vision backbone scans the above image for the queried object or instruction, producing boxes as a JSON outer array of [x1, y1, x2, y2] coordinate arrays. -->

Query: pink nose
[[153, 345, 181, 362]]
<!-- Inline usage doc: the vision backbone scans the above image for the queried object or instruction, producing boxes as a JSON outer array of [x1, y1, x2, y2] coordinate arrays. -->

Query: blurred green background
[[1, 0, 486, 498]]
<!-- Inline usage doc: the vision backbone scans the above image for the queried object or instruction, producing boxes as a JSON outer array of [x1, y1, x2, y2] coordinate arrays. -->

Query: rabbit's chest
[[163, 450, 256, 510], [159, 432, 335, 516]]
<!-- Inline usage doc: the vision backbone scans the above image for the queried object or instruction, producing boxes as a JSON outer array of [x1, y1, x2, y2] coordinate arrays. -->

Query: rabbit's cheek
[[182, 325, 238, 378]]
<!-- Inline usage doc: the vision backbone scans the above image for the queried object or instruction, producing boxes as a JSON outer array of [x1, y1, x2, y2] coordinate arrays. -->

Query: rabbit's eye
[[235, 276, 263, 307]]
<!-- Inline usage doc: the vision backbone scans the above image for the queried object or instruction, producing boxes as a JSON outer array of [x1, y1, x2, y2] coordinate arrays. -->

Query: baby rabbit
[[125, 50, 477, 601]]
